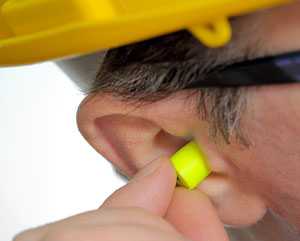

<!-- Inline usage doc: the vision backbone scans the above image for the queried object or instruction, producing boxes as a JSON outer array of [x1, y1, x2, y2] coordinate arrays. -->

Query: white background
[[0, 63, 125, 241]]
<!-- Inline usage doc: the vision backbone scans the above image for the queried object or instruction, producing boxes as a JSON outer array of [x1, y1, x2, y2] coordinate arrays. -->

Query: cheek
[[222, 85, 300, 226]]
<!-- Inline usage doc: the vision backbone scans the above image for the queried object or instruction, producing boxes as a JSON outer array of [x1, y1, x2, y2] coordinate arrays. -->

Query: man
[[15, 1, 300, 241]]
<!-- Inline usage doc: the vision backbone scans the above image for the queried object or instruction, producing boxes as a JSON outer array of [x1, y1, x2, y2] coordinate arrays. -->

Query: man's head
[[76, 1, 300, 232]]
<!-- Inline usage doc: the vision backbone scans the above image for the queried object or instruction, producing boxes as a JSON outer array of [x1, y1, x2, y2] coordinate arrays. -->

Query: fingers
[[14, 156, 229, 241], [101, 157, 177, 217], [38, 224, 188, 241], [101, 156, 229, 241], [166, 187, 229, 241], [14, 157, 177, 241]]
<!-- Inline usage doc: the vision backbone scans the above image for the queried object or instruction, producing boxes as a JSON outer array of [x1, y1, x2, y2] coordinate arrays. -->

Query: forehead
[[235, 2, 300, 55]]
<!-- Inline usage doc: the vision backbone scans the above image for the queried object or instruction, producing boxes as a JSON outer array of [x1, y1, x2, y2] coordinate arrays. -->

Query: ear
[[77, 91, 267, 227], [76, 92, 193, 176]]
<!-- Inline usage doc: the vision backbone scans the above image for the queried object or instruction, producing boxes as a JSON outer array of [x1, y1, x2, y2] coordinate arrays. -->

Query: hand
[[14, 157, 228, 241]]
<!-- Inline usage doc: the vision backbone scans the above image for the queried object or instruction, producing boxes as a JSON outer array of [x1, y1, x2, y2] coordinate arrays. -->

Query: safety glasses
[[185, 51, 300, 88]]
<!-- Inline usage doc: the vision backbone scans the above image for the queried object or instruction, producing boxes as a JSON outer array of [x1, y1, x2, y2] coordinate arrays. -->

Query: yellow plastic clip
[[171, 141, 211, 190], [189, 18, 232, 48]]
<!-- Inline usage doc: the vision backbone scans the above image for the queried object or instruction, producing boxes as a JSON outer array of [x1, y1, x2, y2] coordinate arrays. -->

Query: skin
[[15, 1, 300, 241]]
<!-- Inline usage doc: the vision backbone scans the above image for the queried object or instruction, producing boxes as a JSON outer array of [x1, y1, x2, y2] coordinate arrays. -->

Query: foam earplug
[[171, 140, 211, 190]]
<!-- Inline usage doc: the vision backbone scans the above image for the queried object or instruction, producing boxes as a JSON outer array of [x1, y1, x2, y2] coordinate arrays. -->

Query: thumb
[[101, 157, 177, 216]]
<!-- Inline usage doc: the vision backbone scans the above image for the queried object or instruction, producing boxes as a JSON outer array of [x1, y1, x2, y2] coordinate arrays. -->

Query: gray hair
[[89, 21, 265, 145]]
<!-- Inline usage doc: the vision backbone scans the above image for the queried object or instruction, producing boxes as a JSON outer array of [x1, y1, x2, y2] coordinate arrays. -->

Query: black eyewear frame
[[185, 51, 300, 88]]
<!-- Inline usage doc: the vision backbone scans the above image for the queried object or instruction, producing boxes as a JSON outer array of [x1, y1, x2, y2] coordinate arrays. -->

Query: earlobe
[[198, 173, 267, 227], [191, 138, 267, 227]]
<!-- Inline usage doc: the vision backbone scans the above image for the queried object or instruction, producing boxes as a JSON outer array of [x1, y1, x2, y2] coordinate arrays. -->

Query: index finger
[[101, 157, 177, 217]]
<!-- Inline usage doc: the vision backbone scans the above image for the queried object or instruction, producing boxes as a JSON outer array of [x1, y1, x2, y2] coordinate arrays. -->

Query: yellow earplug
[[171, 140, 211, 190]]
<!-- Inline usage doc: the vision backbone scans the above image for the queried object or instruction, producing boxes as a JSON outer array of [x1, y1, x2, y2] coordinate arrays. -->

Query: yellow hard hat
[[0, 0, 292, 66]]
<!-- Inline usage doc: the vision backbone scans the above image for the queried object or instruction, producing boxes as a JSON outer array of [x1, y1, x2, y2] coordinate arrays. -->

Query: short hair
[[89, 19, 265, 145]]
